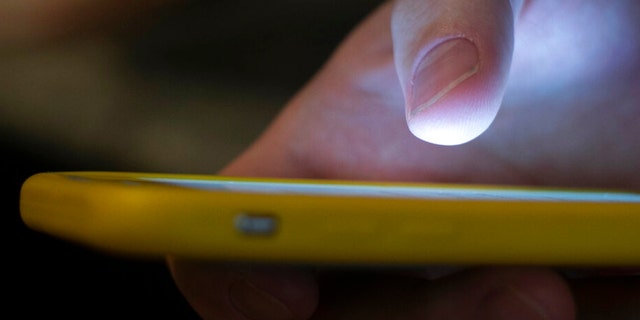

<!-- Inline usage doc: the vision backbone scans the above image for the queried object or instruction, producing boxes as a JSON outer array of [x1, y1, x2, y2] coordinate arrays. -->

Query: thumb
[[392, 0, 522, 145]]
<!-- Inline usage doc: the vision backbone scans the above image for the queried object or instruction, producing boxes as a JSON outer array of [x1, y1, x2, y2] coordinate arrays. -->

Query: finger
[[168, 259, 318, 320], [391, 0, 523, 145], [312, 267, 575, 320]]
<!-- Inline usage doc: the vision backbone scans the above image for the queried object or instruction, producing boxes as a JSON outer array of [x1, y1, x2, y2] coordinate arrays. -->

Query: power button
[[234, 213, 279, 236]]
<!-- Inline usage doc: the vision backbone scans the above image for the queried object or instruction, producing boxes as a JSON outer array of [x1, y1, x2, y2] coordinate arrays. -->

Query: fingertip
[[168, 259, 318, 320], [406, 92, 501, 146], [404, 36, 507, 146], [407, 119, 490, 146], [229, 268, 318, 320], [392, 0, 515, 146], [476, 268, 576, 320]]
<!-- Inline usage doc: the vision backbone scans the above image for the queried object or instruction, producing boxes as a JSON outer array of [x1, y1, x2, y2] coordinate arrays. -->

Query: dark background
[[6, 138, 199, 318], [4, 0, 380, 317]]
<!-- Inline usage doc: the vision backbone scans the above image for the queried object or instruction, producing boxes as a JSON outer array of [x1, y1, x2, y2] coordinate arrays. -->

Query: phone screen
[[141, 177, 640, 202]]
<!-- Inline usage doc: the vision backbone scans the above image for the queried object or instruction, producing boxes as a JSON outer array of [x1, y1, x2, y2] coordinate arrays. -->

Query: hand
[[169, 0, 640, 319]]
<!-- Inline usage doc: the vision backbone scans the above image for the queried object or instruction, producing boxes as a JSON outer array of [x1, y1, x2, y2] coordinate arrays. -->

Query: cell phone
[[19, 171, 640, 266]]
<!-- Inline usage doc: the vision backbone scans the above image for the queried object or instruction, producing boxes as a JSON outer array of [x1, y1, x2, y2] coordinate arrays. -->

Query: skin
[[169, 0, 640, 319], [8, 0, 634, 318]]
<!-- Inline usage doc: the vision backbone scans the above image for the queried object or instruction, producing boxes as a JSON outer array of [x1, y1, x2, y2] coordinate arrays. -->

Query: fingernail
[[479, 286, 550, 320], [229, 277, 294, 320], [410, 38, 479, 118], [408, 38, 481, 145]]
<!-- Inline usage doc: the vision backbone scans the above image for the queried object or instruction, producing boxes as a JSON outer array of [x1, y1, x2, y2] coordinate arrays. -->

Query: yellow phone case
[[20, 171, 640, 266]]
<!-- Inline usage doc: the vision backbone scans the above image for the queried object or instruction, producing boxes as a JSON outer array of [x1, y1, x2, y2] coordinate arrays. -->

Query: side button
[[234, 213, 279, 236]]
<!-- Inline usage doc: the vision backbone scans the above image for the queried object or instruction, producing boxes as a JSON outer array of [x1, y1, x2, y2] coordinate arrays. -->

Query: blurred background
[[3, 0, 380, 317]]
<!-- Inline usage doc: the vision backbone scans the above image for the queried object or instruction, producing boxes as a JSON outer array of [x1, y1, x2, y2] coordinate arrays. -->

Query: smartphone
[[19, 171, 640, 266]]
